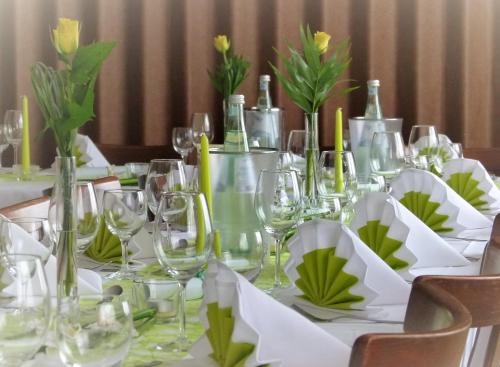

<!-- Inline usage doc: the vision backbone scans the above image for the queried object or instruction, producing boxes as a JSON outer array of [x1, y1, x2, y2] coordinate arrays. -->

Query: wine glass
[[408, 125, 439, 170], [3, 110, 23, 179], [75, 182, 100, 253], [451, 143, 464, 158], [317, 150, 357, 202], [370, 131, 406, 192], [0, 217, 53, 264], [153, 191, 213, 351], [145, 159, 187, 216], [192, 113, 214, 149], [277, 151, 293, 170], [0, 120, 9, 170], [254, 169, 301, 295], [103, 189, 147, 280], [0, 254, 50, 366], [172, 127, 194, 164], [57, 296, 133, 367], [287, 130, 307, 179]]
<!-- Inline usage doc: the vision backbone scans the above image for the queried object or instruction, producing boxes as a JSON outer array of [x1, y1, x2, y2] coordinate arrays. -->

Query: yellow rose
[[213, 35, 230, 54], [314, 31, 331, 54], [52, 18, 80, 56]]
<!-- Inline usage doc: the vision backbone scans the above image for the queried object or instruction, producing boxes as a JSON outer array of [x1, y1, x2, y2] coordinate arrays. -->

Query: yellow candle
[[335, 107, 344, 193], [21, 96, 31, 178]]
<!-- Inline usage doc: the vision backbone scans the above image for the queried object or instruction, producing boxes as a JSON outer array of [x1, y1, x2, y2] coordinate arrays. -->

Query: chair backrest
[[349, 282, 471, 367], [96, 144, 175, 165], [463, 148, 500, 174], [0, 196, 50, 219], [92, 176, 121, 203]]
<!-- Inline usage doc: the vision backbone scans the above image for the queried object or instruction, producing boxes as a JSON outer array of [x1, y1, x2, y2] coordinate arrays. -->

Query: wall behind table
[[0, 0, 499, 167]]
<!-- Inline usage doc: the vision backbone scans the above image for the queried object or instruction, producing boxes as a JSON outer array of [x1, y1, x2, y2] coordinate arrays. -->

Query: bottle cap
[[228, 94, 245, 104], [259, 75, 271, 82], [367, 80, 380, 87]]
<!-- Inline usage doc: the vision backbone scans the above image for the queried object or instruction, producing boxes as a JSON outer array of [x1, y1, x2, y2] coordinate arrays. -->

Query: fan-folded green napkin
[[84, 216, 122, 263], [206, 302, 261, 367], [399, 191, 453, 233], [295, 247, 364, 310], [446, 172, 488, 211], [357, 220, 408, 271]]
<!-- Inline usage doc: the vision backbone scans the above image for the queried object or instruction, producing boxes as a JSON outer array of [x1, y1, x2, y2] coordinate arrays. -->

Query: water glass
[[103, 189, 147, 280], [153, 191, 212, 351], [75, 182, 100, 253], [134, 279, 180, 324], [254, 169, 301, 295], [317, 150, 357, 202], [192, 113, 214, 149], [3, 110, 23, 179], [408, 125, 439, 170], [57, 297, 133, 367], [287, 130, 307, 178], [126, 162, 150, 178], [145, 159, 187, 216], [172, 127, 194, 164], [0, 119, 9, 169], [370, 131, 406, 192], [0, 254, 50, 366]]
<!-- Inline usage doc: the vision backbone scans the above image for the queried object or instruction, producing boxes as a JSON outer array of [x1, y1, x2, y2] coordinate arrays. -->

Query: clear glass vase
[[304, 112, 319, 208], [53, 156, 78, 304]]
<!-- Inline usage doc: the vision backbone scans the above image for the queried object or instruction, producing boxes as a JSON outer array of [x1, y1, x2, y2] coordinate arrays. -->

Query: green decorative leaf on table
[[399, 191, 453, 233], [206, 302, 264, 367], [84, 216, 122, 263], [295, 247, 364, 310], [357, 220, 409, 271], [446, 172, 488, 211]]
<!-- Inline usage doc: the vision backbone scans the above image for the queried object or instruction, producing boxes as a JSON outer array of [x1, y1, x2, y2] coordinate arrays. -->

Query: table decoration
[[21, 95, 31, 179], [390, 169, 492, 235], [72, 134, 110, 167], [84, 217, 122, 263], [408, 125, 440, 171], [271, 25, 355, 209], [369, 131, 406, 192], [350, 192, 469, 274], [208, 35, 250, 134], [3, 109, 24, 180], [31, 17, 115, 301], [335, 107, 345, 193], [187, 260, 351, 367], [442, 158, 500, 215]]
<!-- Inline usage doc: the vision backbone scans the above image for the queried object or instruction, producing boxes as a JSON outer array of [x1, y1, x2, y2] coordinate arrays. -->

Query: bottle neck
[[364, 85, 383, 119], [224, 102, 249, 152], [257, 80, 272, 110]]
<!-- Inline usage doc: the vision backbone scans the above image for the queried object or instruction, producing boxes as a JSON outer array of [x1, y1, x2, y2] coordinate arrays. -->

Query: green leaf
[[446, 172, 489, 211], [357, 220, 409, 271], [295, 247, 364, 310], [399, 191, 454, 233], [71, 42, 116, 85]]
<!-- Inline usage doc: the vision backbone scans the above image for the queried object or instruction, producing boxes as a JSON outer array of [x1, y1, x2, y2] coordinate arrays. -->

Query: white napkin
[[9, 221, 102, 295], [188, 260, 351, 367], [74, 134, 109, 167], [284, 219, 411, 310], [441, 158, 500, 215], [390, 169, 492, 235], [350, 192, 469, 274]]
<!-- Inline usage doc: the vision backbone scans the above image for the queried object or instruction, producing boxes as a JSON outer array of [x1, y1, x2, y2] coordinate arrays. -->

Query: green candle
[[21, 95, 31, 178], [335, 107, 344, 193]]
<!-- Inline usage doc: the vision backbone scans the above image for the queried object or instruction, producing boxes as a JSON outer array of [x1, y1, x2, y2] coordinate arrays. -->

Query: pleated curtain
[[0, 0, 499, 166]]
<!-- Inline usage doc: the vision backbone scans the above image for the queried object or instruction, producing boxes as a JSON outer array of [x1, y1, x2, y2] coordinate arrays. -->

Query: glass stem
[[13, 144, 19, 179], [274, 234, 283, 289], [120, 238, 130, 274], [178, 281, 187, 341], [383, 176, 391, 193]]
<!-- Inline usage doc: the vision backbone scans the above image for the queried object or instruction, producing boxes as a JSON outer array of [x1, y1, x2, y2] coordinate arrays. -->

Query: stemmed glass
[[408, 125, 439, 170], [0, 119, 9, 170], [3, 110, 23, 179], [57, 297, 133, 367], [0, 254, 50, 366], [145, 159, 187, 216], [172, 127, 194, 164], [370, 131, 406, 192], [103, 189, 147, 280], [75, 182, 100, 253], [192, 113, 214, 149], [0, 217, 53, 264], [254, 169, 301, 295], [153, 191, 213, 351], [287, 130, 307, 179]]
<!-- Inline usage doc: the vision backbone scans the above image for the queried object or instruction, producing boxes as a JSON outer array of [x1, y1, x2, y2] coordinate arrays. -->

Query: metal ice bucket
[[209, 147, 278, 281]]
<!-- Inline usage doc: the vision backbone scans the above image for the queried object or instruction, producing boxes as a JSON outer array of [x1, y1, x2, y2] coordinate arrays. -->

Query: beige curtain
[[0, 0, 499, 166]]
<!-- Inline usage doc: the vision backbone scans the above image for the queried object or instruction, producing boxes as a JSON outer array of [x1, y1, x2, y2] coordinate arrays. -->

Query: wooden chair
[[463, 148, 500, 175], [349, 282, 471, 367], [0, 196, 50, 219], [96, 144, 176, 165]]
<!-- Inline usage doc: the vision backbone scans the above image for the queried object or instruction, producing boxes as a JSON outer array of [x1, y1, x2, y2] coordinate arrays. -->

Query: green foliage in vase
[[446, 172, 488, 211], [357, 220, 409, 271], [208, 35, 250, 100], [295, 247, 364, 310], [270, 25, 356, 114], [399, 191, 453, 233]]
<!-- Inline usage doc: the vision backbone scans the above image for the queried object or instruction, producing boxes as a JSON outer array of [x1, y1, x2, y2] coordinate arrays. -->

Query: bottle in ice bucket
[[224, 94, 249, 152], [257, 74, 272, 110], [364, 79, 383, 119]]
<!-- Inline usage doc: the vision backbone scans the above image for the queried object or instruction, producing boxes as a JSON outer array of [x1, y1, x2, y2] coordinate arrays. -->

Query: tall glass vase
[[304, 112, 319, 209], [53, 156, 78, 305]]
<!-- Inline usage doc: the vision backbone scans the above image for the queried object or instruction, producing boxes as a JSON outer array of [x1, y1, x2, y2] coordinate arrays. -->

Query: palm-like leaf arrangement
[[270, 25, 355, 114]]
